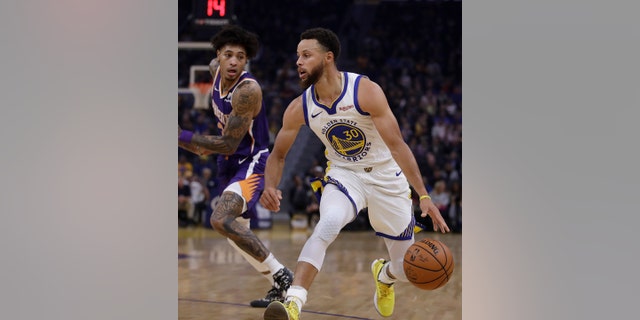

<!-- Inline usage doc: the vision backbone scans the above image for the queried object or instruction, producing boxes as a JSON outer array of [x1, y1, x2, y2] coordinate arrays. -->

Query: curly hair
[[300, 27, 340, 60], [210, 25, 259, 59]]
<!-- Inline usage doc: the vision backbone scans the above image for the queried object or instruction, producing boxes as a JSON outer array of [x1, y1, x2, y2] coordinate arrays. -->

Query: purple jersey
[[210, 70, 270, 158], [210, 70, 270, 218]]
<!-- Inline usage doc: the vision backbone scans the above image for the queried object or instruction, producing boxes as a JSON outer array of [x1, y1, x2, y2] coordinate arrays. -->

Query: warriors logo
[[325, 122, 369, 160]]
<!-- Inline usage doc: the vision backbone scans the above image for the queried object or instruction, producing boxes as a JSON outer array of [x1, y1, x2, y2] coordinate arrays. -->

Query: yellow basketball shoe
[[371, 259, 395, 317], [263, 300, 300, 320]]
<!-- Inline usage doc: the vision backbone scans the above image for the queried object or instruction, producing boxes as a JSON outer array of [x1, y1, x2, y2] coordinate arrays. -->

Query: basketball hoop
[[190, 82, 212, 110]]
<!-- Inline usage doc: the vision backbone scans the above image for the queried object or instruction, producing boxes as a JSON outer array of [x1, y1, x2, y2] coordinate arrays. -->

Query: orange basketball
[[403, 238, 454, 290]]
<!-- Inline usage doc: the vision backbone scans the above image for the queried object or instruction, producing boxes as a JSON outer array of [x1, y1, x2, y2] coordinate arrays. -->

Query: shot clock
[[193, 0, 234, 27]]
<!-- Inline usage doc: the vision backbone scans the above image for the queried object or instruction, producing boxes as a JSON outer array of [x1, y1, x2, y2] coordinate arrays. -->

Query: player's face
[[296, 39, 326, 90], [216, 44, 247, 82]]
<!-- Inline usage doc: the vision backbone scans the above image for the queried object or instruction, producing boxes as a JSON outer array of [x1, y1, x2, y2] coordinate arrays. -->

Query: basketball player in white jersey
[[260, 28, 450, 320]]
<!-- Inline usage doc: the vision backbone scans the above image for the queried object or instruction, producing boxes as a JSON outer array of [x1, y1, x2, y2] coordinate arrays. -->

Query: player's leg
[[210, 189, 269, 259], [210, 173, 292, 307], [226, 218, 270, 277], [225, 215, 293, 307], [265, 183, 358, 319], [381, 236, 413, 282], [367, 175, 414, 317], [369, 194, 415, 285]]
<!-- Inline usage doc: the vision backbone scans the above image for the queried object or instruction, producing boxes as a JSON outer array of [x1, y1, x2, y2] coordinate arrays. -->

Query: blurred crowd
[[178, 0, 461, 232]]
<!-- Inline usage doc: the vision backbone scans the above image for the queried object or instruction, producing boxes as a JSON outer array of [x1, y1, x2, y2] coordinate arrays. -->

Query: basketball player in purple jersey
[[178, 25, 292, 308]]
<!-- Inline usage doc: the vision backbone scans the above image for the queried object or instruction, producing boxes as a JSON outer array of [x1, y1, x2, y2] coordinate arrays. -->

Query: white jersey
[[303, 72, 394, 171]]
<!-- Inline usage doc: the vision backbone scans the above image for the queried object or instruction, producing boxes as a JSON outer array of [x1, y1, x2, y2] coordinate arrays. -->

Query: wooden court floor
[[178, 222, 462, 320]]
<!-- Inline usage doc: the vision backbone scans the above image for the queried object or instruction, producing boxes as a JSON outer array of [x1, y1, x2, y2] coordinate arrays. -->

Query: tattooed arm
[[180, 80, 262, 155], [178, 139, 214, 157]]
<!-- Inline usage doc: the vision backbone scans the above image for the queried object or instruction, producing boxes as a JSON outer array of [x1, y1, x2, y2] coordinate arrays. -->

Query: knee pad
[[311, 217, 343, 244], [298, 186, 356, 270]]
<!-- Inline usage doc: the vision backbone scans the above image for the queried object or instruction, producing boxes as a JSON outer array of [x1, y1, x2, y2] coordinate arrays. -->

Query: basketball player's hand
[[420, 198, 450, 233], [260, 187, 282, 212]]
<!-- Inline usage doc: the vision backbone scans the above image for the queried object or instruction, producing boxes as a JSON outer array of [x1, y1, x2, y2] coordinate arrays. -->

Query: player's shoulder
[[234, 77, 262, 95], [353, 75, 383, 98], [350, 73, 386, 113], [344, 71, 371, 82], [283, 95, 305, 121], [289, 95, 303, 107], [240, 71, 259, 82], [351, 73, 376, 87]]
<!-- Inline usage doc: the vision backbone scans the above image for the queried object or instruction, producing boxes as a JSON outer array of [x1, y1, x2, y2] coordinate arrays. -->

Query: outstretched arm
[[178, 80, 262, 155], [178, 139, 214, 157], [358, 78, 450, 233], [177, 58, 221, 157], [259, 97, 305, 212]]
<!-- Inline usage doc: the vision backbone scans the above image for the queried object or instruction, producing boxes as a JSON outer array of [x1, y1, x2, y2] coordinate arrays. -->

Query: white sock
[[285, 285, 307, 311], [378, 262, 396, 285], [263, 253, 285, 275]]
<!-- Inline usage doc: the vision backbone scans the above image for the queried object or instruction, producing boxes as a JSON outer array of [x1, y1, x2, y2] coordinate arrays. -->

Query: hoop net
[[190, 82, 213, 110]]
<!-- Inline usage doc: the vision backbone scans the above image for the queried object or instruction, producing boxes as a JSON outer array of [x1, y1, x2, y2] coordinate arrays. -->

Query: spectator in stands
[[201, 167, 217, 203], [187, 171, 208, 226], [193, 111, 211, 134], [430, 180, 451, 213], [178, 154, 193, 178], [289, 174, 310, 218], [178, 176, 191, 227], [448, 181, 462, 232]]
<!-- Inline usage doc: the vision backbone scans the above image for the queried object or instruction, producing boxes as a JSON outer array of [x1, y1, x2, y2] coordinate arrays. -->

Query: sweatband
[[179, 130, 194, 143]]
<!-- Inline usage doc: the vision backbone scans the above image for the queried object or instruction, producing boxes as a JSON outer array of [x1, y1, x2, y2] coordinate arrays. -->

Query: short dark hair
[[210, 25, 259, 59], [300, 28, 340, 60]]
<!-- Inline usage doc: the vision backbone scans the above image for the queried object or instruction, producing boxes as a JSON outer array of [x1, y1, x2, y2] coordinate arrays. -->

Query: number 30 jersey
[[303, 72, 394, 171]]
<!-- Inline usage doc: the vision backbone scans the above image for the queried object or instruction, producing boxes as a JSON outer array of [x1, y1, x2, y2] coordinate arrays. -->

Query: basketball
[[403, 238, 454, 290]]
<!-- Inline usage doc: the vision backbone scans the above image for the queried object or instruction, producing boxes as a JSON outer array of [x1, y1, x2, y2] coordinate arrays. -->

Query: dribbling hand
[[260, 187, 282, 212], [420, 198, 450, 233]]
